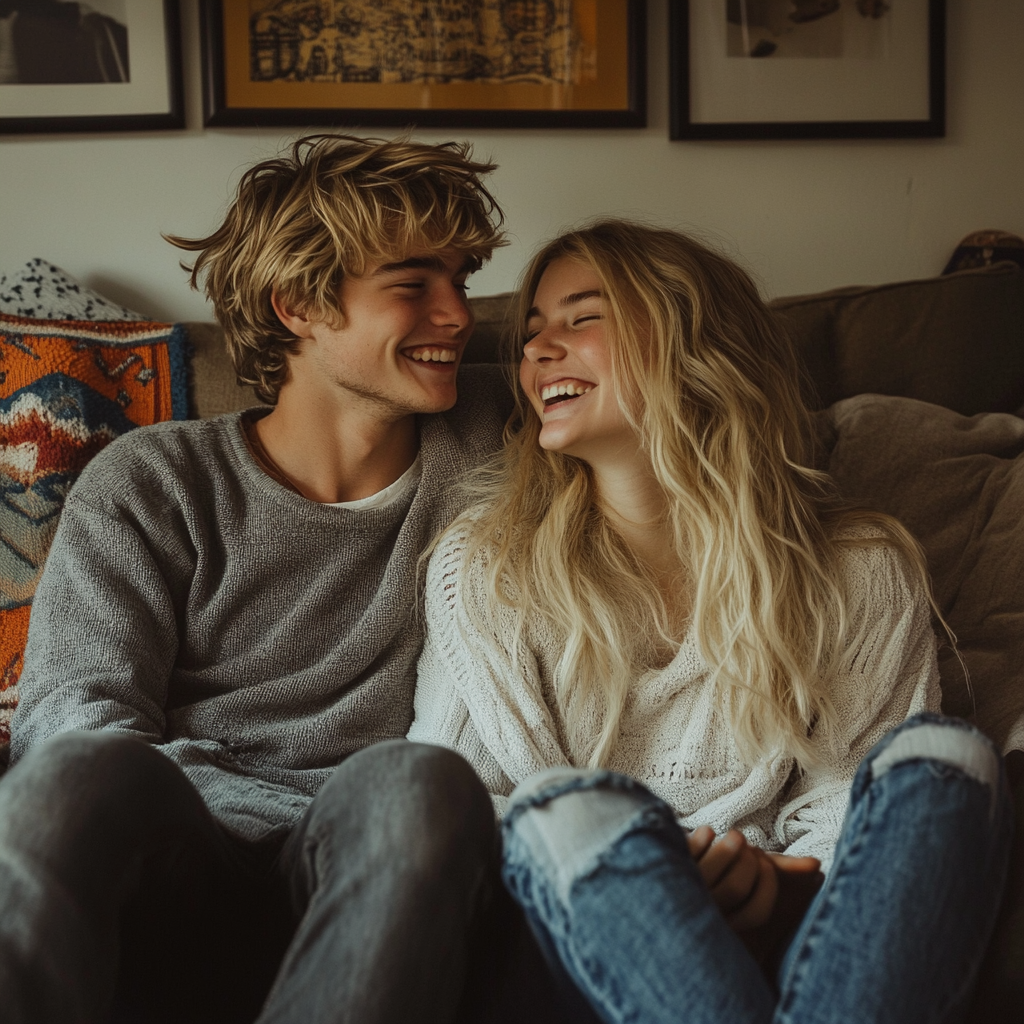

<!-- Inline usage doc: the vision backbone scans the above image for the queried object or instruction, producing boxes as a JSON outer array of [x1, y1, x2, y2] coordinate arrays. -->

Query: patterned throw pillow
[[0, 258, 146, 322], [0, 313, 187, 759]]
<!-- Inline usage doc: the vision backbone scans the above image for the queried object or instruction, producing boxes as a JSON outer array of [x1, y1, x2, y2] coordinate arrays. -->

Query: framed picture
[[201, 0, 645, 129], [671, 0, 945, 140], [0, 0, 184, 135]]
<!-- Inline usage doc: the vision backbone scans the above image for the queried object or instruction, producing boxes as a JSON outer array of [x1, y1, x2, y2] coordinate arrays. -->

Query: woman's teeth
[[541, 382, 593, 404], [408, 348, 457, 363]]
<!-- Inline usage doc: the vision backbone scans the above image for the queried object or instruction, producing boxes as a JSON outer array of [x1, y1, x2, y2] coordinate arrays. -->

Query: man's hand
[[686, 825, 821, 932]]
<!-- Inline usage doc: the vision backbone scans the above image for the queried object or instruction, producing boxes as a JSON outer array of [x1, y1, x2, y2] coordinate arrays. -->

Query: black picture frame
[[670, 0, 945, 141], [201, 0, 645, 129], [0, 0, 184, 135]]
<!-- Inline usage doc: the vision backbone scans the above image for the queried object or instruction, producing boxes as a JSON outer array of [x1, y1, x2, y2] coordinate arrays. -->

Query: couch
[[2, 256, 1024, 1020]]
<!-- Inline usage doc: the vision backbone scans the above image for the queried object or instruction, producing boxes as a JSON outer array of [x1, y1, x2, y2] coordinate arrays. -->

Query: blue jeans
[[501, 713, 1013, 1024]]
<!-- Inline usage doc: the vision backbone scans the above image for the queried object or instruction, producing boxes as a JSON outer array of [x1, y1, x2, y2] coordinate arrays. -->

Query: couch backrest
[[184, 261, 1024, 420], [774, 262, 1024, 416]]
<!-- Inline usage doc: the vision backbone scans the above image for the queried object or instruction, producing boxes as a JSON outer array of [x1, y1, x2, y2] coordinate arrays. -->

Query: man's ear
[[271, 290, 316, 339]]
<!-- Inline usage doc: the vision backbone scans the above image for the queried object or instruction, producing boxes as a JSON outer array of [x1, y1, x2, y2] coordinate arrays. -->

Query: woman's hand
[[686, 825, 821, 931]]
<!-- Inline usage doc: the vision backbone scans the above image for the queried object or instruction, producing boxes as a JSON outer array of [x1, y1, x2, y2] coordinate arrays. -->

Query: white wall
[[1, 0, 1021, 322]]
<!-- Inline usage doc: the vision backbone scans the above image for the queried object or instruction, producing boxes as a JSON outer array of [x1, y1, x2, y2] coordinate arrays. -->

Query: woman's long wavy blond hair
[[453, 219, 937, 769]]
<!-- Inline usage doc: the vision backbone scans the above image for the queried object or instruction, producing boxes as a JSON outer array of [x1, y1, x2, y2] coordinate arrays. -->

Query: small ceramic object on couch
[[943, 230, 1024, 276]]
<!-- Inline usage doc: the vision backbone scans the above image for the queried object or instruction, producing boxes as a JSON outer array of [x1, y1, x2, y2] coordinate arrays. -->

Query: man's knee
[[310, 740, 495, 865], [0, 732, 191, 846], [6, 731, 160, 800]]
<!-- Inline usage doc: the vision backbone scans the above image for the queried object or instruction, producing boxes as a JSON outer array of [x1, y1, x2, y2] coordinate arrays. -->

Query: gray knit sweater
[[11, 365, 512, 843]]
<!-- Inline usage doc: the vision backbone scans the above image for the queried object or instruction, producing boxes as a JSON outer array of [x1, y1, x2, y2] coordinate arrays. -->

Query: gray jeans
[[0, 733, 498, 1024]]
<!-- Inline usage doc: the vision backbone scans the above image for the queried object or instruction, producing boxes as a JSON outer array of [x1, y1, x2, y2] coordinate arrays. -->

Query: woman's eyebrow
[[560, 289, 603, 307], [526, 289, 604, 321]]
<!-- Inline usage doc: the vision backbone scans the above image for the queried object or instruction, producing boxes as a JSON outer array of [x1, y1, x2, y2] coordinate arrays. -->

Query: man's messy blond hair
[[167, 134, 505, 403]]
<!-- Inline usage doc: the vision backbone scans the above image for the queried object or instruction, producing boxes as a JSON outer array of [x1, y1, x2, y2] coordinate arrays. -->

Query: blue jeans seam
[[774, 789, 872, 1021]]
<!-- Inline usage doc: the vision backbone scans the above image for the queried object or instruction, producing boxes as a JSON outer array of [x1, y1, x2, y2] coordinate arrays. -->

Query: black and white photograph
[[725, 0, 892, 60], [0, 0, 182, 134], [672, 0, 943, 139], [0, 0, 129, 85]]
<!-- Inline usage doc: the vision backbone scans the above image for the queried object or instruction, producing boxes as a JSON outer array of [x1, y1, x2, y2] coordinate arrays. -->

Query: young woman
[[410, 220, 1011, 1024]]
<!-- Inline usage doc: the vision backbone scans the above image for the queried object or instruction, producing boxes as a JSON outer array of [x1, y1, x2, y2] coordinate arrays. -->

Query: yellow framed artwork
[[201, 0, 646, 128]]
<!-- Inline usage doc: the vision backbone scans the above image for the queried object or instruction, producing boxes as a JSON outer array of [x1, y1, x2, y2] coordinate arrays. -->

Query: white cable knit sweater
[[410, 526, 942, 871]]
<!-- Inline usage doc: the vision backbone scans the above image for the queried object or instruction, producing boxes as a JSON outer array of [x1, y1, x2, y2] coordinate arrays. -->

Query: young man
[[0, 135, 516, 1024]]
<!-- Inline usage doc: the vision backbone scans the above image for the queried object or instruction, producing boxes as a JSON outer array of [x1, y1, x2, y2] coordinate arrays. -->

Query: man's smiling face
[[288, 249, 478, 419]]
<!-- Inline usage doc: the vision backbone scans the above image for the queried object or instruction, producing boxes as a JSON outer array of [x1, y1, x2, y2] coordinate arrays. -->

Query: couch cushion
[[465, 292, 512, 364], [773, 262, 1024, 416], [0, 313, 188, 763], [821, 393, 1024, 748]]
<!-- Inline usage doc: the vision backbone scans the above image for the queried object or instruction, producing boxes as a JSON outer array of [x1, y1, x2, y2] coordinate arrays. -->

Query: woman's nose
[[523, 328, 564, 363]]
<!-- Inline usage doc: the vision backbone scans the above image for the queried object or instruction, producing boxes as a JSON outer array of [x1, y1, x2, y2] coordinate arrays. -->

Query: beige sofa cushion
[[822, 394, 1024, 749], [185, 321, 260, 419], [463, 292, 510, 364]]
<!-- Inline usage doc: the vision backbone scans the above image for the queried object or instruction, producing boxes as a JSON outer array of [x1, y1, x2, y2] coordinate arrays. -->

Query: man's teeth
[[541, 382, 594, 402], [408, 348, 457, 363]]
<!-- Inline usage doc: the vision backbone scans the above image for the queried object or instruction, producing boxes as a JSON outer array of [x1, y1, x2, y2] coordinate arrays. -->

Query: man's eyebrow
[[373, 255, 480, 275], [525, 289, 604, 321]]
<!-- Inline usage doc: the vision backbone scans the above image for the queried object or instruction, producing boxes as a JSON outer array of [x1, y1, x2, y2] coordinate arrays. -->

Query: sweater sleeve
[[771, 536, 942, 871], [11, 469, 181, 760], [410, 527, 571, 808]]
